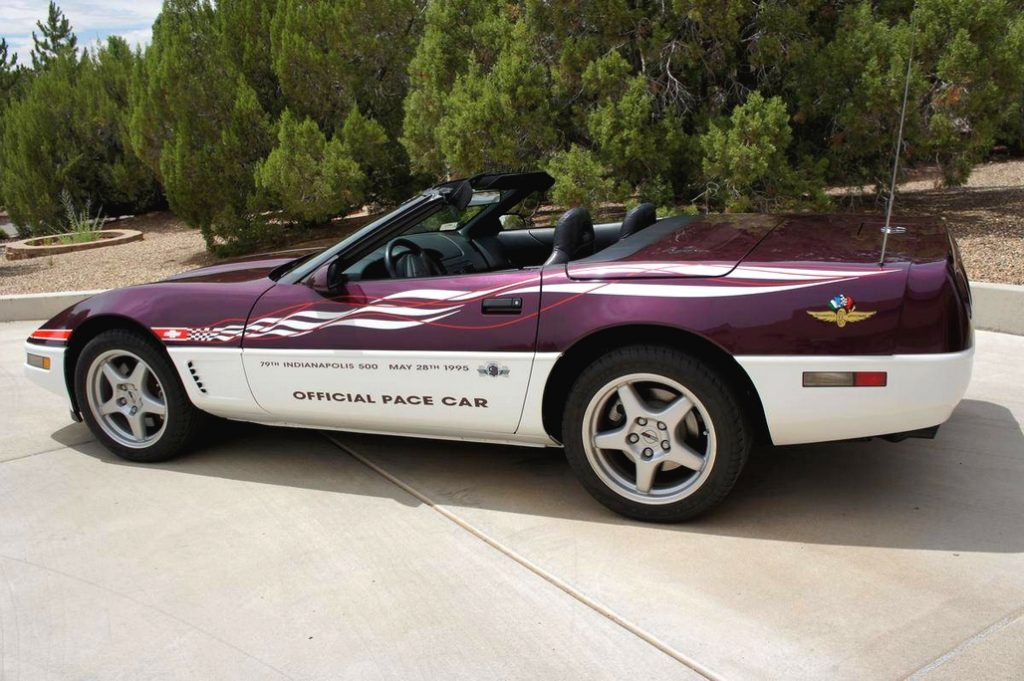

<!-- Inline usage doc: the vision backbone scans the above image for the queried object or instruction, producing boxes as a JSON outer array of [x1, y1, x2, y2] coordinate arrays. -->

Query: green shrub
[[700, 92, 827, 211], [546, 144, 621, 209], [255, 110, 366, 226]]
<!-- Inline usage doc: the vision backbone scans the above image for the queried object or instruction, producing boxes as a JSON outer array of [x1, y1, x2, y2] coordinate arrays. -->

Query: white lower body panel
[[737, 348, 975, 445], [23, 342, 73, 411]]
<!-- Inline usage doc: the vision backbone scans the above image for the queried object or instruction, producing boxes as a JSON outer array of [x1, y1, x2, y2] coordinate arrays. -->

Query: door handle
[[481, 297, 523, 314]]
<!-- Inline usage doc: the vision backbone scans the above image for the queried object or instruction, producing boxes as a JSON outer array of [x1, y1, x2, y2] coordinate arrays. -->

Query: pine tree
[[0, 37, 161, 233], [434, 20, 557, 176], [129, 0, 272, 252], [0, 38, 25, 208], [401, 0, 506, 176], [270, 0, 423, 136], [30, 2, 78, 70], [0, 38, 23, 104], [219, 0, 280, 115]]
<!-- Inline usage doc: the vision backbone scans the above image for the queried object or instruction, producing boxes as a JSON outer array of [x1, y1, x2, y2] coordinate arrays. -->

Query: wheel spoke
[[616, 383, 648, 420], [99, 397, 120, 415], [100, 361, 124, 389], [126, 411, 148, 440], [655, 395, 693, 430], [128, 360, 149, 387], [593, 425, 629, 453], [141, 393, 166, 417], [635, 460, 660, 493], [666, 442, 705, 471]]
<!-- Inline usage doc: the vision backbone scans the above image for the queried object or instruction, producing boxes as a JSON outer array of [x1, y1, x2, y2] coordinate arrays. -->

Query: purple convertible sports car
[[24, 172, 974, 520]]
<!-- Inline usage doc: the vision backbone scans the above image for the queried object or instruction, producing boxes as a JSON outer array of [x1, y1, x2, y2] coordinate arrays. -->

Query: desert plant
[[54, 189, 104, 243]]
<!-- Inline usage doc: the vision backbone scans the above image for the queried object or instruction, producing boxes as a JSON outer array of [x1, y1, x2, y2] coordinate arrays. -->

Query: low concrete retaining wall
[[971, 282, 1024, 336], [1, 283, 1021, 335], [6, 230, 143, 260], [0, 290, 103, 322]]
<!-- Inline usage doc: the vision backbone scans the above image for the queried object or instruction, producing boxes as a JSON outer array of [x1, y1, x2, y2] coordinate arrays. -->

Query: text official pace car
[[24, 172, 973, 521]]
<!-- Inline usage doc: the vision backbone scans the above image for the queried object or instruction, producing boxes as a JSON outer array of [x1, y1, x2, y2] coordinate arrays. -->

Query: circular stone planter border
[[5, 229, 143, 260]]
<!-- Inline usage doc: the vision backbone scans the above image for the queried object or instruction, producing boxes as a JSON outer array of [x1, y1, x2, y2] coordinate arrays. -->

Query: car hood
[[162, 247, 322, 284]]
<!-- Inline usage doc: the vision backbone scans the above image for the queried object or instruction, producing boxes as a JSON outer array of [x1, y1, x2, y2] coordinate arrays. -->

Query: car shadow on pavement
[[68, 398, 1023, 553]]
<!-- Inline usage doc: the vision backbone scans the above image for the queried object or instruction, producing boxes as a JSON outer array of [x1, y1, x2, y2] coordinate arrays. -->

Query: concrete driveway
[[2, 319, 1022, 680]]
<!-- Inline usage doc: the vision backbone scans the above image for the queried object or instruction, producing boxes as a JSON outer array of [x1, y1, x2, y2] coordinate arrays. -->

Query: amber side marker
[[26, 353, 51, 370], [803, 371, 887, 387]]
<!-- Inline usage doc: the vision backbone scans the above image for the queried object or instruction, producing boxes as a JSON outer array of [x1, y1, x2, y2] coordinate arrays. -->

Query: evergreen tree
[[219, 0, 280, 115], [401, 0, 507, 176], [0, 38, 23, 105], [270, 0, 422, 136], [700, 91, 826, 211], [435, 20, 557, 175], [129, 0, 272, 252], [0, 39, 160, 234], [545, 144, 621, 210], [0, 38, 25, 209], [30, 2, 78, 70]]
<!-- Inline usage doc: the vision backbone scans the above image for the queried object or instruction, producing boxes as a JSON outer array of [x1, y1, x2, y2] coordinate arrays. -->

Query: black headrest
[[620, 203, 657, 239], [544, 207, 595, 266]]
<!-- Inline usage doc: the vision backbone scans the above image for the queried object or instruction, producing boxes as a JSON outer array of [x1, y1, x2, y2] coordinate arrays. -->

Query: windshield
[[275, 193, 434, 285], [403, 190, 507, 235]]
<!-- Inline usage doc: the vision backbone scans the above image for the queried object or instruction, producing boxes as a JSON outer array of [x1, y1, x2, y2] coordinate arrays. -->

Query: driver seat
[[543, 207, 595, 266]]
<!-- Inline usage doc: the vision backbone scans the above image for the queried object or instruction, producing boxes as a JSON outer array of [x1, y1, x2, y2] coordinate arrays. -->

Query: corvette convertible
[[24, 171, 974, 521]]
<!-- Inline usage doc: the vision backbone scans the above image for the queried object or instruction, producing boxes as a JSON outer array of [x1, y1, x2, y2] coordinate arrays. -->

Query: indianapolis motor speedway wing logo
[[806, 294, 876, 328]]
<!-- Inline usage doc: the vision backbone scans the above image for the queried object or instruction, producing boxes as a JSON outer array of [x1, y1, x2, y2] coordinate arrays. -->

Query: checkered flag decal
[[184, 325, 245, 343]]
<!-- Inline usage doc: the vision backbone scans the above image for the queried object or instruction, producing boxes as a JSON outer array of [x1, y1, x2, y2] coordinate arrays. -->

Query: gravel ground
[[1, 159, 1021, 294], [896, 160, 1024, 285], [833, 159, 1024, 284], [0, 212, 213, 295]]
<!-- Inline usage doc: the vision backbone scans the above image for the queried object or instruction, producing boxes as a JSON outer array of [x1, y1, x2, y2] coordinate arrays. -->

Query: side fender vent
[[186, 360, 207, 394]]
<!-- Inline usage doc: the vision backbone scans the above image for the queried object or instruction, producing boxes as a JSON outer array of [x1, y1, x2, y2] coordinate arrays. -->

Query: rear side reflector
[[803, 371, 887, 387], [26, 353, 51, 370], [853, 371, 888, 387]]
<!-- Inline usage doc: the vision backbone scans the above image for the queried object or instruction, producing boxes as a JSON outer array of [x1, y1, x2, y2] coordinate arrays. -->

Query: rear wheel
[[75, 329, 203, 462], [562, 345, 750, 522]]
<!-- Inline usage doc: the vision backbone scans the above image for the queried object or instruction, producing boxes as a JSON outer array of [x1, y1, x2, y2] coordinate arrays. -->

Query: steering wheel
[[384, 237, 444, 279]]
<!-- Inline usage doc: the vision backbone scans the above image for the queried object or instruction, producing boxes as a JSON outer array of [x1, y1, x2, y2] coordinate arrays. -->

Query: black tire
[[74, 328, 204, 463], [561, 345, 750, 522]]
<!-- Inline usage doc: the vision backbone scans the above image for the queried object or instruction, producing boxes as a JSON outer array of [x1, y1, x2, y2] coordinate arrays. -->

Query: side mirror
[[308, 259, 346, 294]]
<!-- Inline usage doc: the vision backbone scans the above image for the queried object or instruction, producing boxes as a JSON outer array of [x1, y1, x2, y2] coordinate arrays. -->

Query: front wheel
[[562, 345, 751, 522], [75, 328, 203, 462]]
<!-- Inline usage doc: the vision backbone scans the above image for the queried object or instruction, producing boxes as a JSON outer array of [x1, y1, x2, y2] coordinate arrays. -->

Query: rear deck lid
[[742, 214, 949, 266], [568, 214, 781, 280]]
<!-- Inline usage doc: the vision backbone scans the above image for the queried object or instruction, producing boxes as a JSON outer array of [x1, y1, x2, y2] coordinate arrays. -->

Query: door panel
[[241, 270, 543, 434]]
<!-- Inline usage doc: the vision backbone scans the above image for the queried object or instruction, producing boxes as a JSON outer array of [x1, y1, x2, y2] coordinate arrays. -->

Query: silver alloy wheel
[[86, 349, 168, 449], [582, 373, 717, 504]]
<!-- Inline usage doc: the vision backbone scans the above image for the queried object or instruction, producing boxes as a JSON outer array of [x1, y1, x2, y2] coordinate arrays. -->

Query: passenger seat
[[619, 203, 656, 240]]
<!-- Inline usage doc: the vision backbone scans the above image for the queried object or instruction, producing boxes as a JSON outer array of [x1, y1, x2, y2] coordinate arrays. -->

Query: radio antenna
[[879, 31, 914, 267]]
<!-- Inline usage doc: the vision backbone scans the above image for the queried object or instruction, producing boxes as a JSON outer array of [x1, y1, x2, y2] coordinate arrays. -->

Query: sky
[[1, 0, 162, 62]]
